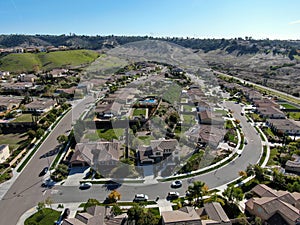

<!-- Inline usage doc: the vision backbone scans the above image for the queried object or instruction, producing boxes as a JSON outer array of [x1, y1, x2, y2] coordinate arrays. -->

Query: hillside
[[0, 49, 99, 73]]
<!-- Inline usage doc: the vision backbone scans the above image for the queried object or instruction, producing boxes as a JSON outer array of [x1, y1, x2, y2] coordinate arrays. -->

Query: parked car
[[39, 167, 49, 177], [171, 180, 182, 188], [41, 178, 55, 187], [167, 192, 180, 200], [134, 194, 148, 202], [79, 182, 92, 189]]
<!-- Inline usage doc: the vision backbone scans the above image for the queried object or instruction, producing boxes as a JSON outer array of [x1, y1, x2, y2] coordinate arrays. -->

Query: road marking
[[42, 190, 47, 196]]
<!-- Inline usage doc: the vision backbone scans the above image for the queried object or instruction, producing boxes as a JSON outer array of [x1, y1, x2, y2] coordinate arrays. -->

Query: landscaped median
[[16, 108, 71, 173], [158, 153, 239, 182]]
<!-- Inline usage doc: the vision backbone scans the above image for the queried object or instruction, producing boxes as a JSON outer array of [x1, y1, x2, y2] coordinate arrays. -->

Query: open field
[[0, 50, 99, 73]]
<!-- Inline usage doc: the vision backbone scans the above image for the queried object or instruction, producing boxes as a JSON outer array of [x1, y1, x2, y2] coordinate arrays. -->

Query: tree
[[36, 201, 45, 214], [239, 170, 247, 178], [107, 190, 121, 203], [45, 197, 53, 209], [36, 128, 45, 139], [27, 129, 36, 140], [127, 204, 158, 225], [203, 193, 225, 206], [188, 181, 208, 207], [57, 134, 68, 144], [111, 205, 122, 216], [222, 186, 244, 204]]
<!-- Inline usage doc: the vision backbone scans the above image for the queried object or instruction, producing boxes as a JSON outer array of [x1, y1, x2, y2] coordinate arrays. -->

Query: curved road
[[0, 97, 262, 224], [49, 101, 262, 203]]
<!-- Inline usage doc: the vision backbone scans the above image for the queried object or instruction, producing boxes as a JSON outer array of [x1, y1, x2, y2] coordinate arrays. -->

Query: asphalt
[[0, 98, 264, 225]]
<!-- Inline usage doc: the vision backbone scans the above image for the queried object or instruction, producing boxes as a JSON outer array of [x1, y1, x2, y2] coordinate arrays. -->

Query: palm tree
[[203, 193, 225, 206], [222, 186, 243, 205], [188, 181, 208, 207]]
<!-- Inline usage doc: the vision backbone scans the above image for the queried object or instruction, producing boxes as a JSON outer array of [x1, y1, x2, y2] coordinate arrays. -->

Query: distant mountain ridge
[[1, 34, 300, 57]]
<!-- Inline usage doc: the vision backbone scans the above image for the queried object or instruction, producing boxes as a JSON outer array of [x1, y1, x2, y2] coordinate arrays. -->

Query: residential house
[[24, 98, 56, 114], [198, 110, 224, 125], [138, 139, 179, 164], [285, 154, 300, 174], [197, 202, 232, 225], [267, 119, 300, 136], [245, 184, 300, 225], [0, 82, 33, 93], [62, 205, 126, 225], [0, 96, 23, 113], [95, 102, 122, 119], [162, 203, 231, 225], [0, 144, 10, 163], [161, 206, 201, 225], [252, 98, 279, 109], [50, 68, 69, 78], [256, 106, 285, 119], [70, 141, 122, 173], [191, 125, 225, 148], [18, 74, 37, 83]]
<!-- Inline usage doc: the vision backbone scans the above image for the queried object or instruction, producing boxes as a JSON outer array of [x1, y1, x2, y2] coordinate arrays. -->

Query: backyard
[[0, 133, 28, 151]]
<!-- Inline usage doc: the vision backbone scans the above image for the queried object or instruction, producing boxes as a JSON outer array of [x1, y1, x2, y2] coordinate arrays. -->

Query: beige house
[[162, 203, 231, 225], [245, 184, 300, 225], [0, 96, 23, 113], [62, 205, 126, 225], [24, 98, 56, 114], [161, 206, 201, 225], [0, 144, 10, 163]]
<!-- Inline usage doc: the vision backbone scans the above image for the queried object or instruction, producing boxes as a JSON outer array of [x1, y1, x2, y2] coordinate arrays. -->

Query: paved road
[[0, 96, 95, 225], [49, 101, 262, 203]]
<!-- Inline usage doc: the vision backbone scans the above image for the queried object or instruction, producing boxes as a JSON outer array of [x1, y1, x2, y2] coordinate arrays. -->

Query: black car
[[39, 167, 49, 176]]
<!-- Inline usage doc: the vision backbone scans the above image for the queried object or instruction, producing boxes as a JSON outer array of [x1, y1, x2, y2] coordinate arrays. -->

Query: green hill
[[0, 49, 99, 73]]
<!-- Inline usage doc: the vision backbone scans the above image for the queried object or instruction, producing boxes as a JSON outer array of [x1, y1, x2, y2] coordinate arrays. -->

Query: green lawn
[[280, 103, 299, 110], [0, 133, 27, 150], [267, 148, 280, 166], [133, 108, 146, 116], [96, 128, 124, 141], [12, 113, 33, 122], [138, 136, 155, 145], [0, 50, 99, 73], [24, 208, 61, 225], [182, 114, 195, 124], [288, 112, 300, 120], [214, 109, 228, 116], [182, 105, 194, 112], [162, 84, 181, 104]]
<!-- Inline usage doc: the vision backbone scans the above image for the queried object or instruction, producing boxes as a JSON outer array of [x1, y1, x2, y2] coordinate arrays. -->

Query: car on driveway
[[171, 180, 182, 188], [39, 167, 49, 176], [167, 192, 180, 200], [79, 182, 92, 189], [134, 194, 148, 202]]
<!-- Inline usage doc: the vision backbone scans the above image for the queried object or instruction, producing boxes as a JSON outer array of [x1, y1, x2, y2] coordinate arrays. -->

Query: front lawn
[[24, 208, 61, 225]]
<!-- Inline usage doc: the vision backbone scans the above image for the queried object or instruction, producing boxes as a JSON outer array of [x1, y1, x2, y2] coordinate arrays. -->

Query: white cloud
[[289, 20, 300, 25]]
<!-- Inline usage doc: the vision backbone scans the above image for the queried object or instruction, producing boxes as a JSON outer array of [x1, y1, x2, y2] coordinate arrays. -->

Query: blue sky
[[0, 0, 300, 39]]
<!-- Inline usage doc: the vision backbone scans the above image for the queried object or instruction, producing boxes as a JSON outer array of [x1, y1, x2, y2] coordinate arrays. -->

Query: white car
[[171, 180, 182, 188], [134, 194, 149, 202], [79, 182, 92, 189]]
